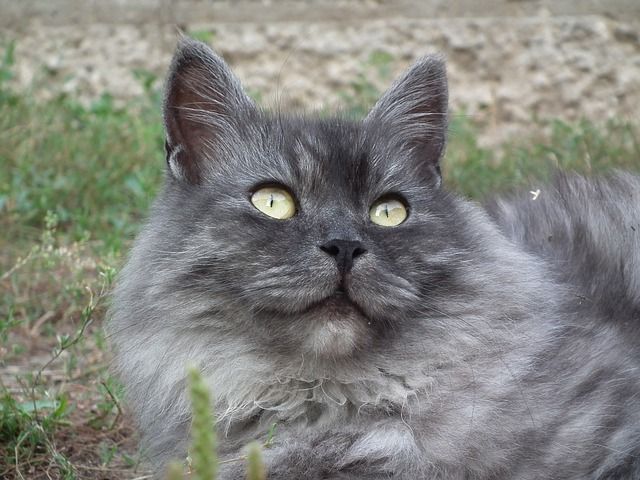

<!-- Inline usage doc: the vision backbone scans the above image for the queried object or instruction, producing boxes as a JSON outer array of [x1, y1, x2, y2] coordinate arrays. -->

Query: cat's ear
[[365, 55, 448, 182], [163, 38, 256, 183]]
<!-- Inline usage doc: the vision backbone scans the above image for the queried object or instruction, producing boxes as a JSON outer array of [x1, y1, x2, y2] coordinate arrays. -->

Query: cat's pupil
[[269, 194, 273, 208]]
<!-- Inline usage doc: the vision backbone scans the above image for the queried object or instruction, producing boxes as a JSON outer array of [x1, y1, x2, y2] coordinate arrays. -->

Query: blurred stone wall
[[2, 0, 640, 144]]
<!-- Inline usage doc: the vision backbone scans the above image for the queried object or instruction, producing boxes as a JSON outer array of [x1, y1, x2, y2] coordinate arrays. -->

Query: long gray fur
[[107, 39, 640, 479]]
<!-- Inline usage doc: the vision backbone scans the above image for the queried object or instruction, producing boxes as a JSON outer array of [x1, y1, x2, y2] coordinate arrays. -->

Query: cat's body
[[107, 39, 640, 479]]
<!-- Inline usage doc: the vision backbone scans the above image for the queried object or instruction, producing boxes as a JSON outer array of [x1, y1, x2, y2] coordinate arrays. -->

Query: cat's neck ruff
[[205, 349, 427, 432]]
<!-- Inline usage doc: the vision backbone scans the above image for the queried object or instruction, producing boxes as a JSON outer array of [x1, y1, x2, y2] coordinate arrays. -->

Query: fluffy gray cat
[[107, 39, 640, 479]]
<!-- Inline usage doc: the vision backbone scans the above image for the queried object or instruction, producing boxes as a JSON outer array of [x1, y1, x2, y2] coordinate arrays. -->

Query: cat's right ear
[[163, 38, 256, 183]]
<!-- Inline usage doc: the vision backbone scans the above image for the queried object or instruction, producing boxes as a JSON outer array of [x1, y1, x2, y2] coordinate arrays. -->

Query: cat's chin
[[298, 292, 373, 357]]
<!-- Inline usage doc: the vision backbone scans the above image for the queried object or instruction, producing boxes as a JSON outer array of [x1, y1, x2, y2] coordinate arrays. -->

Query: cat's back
[[487, 171, 640, 331]]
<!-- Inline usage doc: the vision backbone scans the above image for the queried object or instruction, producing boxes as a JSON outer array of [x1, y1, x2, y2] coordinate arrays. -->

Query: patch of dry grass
[[1, 215, 149, 479]]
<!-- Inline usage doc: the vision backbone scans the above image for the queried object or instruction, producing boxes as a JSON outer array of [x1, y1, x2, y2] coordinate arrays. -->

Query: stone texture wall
[[2, 0, 640, 144]]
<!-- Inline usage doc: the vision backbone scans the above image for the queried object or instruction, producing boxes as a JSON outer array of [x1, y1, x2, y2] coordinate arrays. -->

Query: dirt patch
[[3, 1, 640, 145]]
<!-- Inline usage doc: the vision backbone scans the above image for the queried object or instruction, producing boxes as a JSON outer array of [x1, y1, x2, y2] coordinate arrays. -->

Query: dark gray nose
[[319, 239, 367, 273]]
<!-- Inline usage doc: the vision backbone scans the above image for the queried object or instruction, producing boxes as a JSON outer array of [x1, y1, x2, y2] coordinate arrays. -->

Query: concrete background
[[2, 0, 640, 144]]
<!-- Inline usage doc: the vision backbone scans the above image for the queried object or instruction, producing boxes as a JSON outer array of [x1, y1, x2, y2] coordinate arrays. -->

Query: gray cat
[[107, 39, 640, 479]]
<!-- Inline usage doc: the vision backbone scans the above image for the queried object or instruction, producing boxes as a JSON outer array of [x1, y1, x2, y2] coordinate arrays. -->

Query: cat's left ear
[[365, 55, 448, 182]]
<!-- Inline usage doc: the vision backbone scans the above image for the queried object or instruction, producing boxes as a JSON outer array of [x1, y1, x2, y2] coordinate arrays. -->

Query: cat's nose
[[319, 239, 367, 273]]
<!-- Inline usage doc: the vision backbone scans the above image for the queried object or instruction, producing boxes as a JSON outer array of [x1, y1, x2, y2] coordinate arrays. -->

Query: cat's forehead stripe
[[264, 117, 424, 201], [291, 133, 325, 186]]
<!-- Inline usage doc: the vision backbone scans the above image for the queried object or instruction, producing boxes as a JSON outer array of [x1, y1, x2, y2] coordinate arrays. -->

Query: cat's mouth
[[302, 287, 369, 320]]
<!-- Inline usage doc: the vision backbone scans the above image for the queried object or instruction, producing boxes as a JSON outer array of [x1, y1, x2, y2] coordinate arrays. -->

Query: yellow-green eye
[[251, 186, 296, 219], [369, 198, 408, 227]]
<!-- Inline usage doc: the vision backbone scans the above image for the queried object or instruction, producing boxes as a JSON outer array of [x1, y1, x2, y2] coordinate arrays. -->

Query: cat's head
[[149, 39, 480, 358]]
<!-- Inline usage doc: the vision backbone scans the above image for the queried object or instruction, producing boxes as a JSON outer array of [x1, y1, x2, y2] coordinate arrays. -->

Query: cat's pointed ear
[[163, 38, 256, 183], [365, 55, 448, 181]]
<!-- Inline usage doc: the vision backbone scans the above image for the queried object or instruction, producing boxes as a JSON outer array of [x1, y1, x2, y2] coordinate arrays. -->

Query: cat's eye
[[251, 186, 296, 219], [369, 197, 408, 227]]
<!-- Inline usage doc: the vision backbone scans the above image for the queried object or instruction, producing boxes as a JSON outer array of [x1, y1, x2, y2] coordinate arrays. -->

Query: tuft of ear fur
[[365, 56, 448, 179], [163, 38, 256, 183]]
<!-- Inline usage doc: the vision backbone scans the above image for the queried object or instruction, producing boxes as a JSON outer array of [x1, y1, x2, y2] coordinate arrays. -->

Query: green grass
[[0, 44, 164, 256], [164, 368, 267, 480], [0, 40, 639, 479], [446, 115, 640, 198]]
